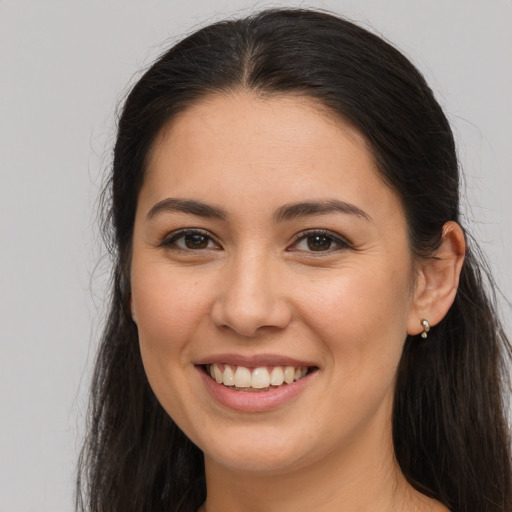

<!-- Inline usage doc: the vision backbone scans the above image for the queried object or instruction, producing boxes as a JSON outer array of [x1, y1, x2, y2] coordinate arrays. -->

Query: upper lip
[[193, 353, 318, 368]]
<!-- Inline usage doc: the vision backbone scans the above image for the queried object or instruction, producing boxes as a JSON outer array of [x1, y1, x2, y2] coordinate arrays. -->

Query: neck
[[200, 428, 446, 512]]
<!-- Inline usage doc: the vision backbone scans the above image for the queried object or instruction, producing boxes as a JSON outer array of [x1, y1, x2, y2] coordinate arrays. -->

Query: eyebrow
[[146, 198, 228, 221], [273, 200, 371, 223], [146, 197, 371, 223]]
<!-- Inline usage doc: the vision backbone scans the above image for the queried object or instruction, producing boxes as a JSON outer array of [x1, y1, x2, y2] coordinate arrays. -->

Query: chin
[[199, 426, 318, 475], [207, 447, 304, 474]]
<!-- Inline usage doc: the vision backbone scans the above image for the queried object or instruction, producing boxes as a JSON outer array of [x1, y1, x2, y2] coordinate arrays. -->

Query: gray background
[[1, 0, 511, 510]]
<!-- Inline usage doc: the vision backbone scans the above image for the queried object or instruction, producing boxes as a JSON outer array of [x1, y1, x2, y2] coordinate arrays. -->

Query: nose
[[210, 251, 292, 337]]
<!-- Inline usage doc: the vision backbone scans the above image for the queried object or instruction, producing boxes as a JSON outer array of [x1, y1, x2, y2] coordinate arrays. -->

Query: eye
[[288, 230, 350, 253], [162, 229, 221, 251]]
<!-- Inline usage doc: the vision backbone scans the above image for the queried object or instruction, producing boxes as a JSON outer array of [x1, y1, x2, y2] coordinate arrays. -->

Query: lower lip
[[198, 367, 314, 413]]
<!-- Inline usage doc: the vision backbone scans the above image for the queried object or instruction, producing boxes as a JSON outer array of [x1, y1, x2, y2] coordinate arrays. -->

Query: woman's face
[[131, 93, 421, 475]]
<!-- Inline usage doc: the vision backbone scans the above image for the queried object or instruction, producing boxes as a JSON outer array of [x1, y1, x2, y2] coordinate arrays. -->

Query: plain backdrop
[[1, 1, 511, 510]]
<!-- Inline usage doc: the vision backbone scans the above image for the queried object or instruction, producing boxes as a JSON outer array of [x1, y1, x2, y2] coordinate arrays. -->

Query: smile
[[207, 363, 309, 392]]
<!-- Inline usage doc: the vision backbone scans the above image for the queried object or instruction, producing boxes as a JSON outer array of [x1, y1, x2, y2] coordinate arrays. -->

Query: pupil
[[307, 235, 331, 251], [185, 234, 208, 249]]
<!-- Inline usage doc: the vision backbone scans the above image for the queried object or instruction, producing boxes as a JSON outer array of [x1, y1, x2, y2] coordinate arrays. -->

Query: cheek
[[296, 264, 412, 374], [291, 267, 412, 441], [130, 267, 216, 425], [131, 264, 215, 370]]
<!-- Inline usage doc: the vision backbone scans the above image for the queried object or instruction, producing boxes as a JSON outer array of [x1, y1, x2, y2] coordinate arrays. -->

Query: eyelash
[[161, 228, 221, 251], [287, 229, 351, 253], [160, 228, 351, 253]]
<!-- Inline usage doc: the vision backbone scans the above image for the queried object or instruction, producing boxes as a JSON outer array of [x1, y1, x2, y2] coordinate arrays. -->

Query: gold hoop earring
[[420, 319, 430, 339]]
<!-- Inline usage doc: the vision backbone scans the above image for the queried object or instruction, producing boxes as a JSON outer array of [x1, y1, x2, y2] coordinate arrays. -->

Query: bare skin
[[198, 436, 448, 512], [131, 92, 462, 512]]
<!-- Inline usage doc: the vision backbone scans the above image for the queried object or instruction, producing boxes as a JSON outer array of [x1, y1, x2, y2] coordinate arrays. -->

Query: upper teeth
[[208, 363, 308, 389]]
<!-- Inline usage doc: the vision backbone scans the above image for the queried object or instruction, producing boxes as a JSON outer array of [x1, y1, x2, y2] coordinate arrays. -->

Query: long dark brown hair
[[77, 8, 512, 512]]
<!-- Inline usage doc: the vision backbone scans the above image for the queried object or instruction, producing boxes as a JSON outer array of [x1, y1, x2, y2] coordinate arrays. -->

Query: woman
[[77, 8, 512, 512]]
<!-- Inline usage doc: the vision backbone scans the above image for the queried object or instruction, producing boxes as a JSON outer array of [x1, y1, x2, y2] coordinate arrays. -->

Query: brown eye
[[163, 229, 220, 251], [307, 234, 333, 251], [288, 229, 350, 253], [184, 233, 210, 249]]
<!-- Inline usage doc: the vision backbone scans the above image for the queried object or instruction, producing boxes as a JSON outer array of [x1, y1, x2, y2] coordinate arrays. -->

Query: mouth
[[203, 363, 317, 392], [196, 357, 319, 412]]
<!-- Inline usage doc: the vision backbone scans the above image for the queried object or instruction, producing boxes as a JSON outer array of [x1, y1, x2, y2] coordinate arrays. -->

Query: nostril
[[210, 284, 292, 337]]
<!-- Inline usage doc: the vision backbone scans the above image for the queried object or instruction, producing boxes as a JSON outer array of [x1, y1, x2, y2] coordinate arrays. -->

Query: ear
[[407, 221, 466, 336]]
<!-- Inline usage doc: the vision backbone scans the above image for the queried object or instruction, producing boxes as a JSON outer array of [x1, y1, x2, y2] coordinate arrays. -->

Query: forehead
[[150, 92, 369, 163], [142, 92, 402, 225]]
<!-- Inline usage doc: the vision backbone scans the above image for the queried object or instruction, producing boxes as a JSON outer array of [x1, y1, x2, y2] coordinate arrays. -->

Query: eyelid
[[158, 227, 350, 253], [287, 228, 352, 252], [160, 227, 222, 250]]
